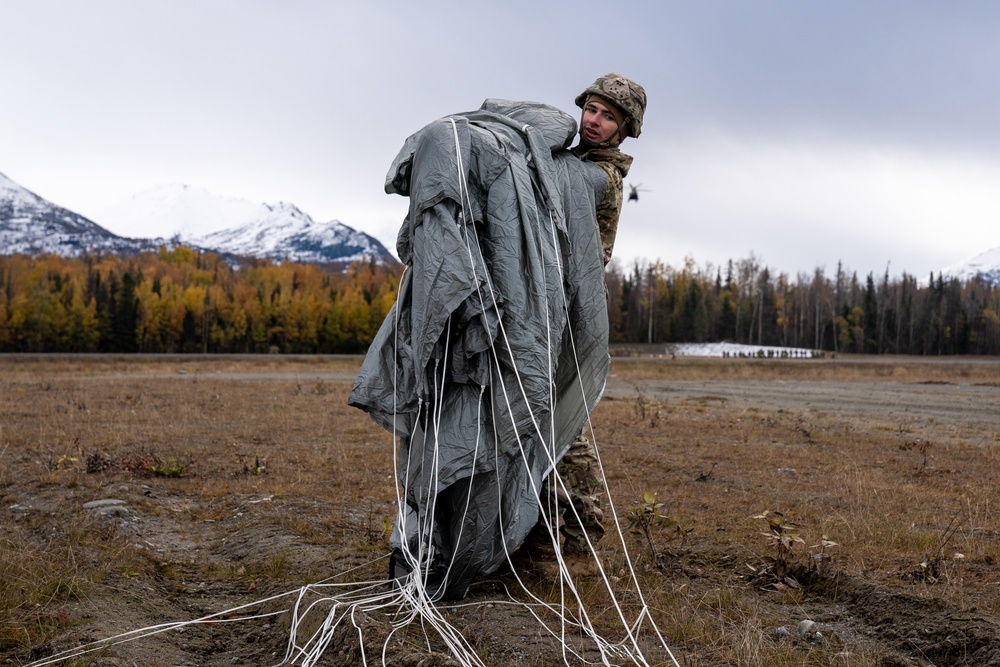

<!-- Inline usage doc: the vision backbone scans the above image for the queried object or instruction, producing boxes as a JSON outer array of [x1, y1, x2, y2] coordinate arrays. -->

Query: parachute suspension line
[[515, 170, 620, 666], [499, 128, 676, 665], [537, 207, 679, 667], [444, 118, 570, 587], [445, 116, 562, 559], [443, 121, 665, 666], [439, 384, 487, 583], [30, 133, 679, 667], [443, 122, 599, 637], [447, 191, 616, 667], [443, 121, 572, 581], [445, 119, 551, 453], [393, 321, 455, 604], [25, 547, 418, 667], [364, 120, 491, 666], [465, 165, 615, 665], [419, 353, 445, 592], [389, 264, 408, 546], [386, 261, 441, 620], [25, 590, 298, 667], [525, 201, 624, 665], [534, 217, 637, 654], [285, 583, 426, 667], [528, 197, 656, 667], [389, 298, 429, 609], [480, 327, 648, 666], [369, 284, 480, 665]]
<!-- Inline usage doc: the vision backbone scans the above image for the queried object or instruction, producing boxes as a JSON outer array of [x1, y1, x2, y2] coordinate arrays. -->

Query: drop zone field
[[2, 353, 999, 666]]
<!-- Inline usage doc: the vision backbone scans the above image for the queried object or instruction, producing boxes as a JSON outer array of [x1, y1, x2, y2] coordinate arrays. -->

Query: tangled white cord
[[27, 117, 681, 667]]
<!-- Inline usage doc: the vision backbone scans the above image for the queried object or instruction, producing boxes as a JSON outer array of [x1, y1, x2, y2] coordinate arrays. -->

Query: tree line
[[605, 254, 1000, 355], [1, 249, 998, 355], [0, 248, 401, 354]]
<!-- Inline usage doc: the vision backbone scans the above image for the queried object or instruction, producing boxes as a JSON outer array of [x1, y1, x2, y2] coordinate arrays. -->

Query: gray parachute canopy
[[348, 99, 610, 600]]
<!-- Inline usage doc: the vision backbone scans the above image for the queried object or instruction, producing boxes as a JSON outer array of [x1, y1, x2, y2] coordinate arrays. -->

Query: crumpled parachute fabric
[[349, 99, 610, 600]]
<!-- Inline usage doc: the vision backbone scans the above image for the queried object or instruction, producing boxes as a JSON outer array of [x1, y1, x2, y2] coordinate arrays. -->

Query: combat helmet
[[575, 72, 647, 139]]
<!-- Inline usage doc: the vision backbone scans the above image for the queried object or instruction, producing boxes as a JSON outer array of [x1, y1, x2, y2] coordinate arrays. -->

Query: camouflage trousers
[[525, 432, 606, 557]]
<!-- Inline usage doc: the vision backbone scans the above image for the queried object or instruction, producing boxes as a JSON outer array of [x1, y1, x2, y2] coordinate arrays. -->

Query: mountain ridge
[[2, 170, 996, 283], [0, 172, 397, 266], [937, 246, 1000, 286], [0, 170, 160, 257]]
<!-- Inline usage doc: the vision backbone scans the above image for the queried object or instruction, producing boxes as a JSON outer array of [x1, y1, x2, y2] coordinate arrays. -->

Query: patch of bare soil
[[2, 354, 999, 666], [800, 567, 1000, 666]]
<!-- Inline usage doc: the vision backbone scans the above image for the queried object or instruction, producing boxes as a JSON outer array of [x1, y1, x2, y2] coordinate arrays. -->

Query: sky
[[3, 0, 1000, 281]]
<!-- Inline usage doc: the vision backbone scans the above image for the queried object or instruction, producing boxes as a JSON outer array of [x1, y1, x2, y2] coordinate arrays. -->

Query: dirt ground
[[2, 353, 999, 666]]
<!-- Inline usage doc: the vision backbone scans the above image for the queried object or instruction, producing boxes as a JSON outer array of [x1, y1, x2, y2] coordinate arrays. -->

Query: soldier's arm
[[594, 161, 624, 265]]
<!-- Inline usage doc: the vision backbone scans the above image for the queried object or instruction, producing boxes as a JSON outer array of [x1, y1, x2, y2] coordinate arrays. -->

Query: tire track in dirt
[[606, 378, 1000, 430]]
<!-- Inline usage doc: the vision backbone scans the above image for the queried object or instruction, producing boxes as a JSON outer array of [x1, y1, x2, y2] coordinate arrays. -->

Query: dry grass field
[[2, 353, 999, 666]]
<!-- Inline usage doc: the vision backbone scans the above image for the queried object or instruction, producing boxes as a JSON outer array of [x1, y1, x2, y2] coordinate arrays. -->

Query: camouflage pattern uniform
[[526, 74, 645, 559], [571, 72, 645, 267], [571, 146, 633, 265], [551, 434, 606, 554]]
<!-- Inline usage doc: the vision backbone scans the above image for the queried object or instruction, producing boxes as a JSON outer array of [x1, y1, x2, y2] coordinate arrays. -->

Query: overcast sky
[[3, 1, 999, 280]]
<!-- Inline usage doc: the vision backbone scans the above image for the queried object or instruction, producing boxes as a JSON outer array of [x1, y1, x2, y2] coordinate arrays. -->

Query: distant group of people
[[721, 349, 825, 359]]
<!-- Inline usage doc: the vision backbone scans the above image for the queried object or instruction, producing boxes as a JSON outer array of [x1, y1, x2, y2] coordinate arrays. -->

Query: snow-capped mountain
[[98, 183, 261, 241], [188, 202, 393, 265], [1, 173, 396, 266], [939, 246, 1000, 286], [97, 182, 396, 265], [0, 170, 156, 256]]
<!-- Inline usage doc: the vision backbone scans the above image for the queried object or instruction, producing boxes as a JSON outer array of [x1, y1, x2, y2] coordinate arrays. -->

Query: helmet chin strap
[[579, 97, 626, 148], [580, 117, 625, 149]]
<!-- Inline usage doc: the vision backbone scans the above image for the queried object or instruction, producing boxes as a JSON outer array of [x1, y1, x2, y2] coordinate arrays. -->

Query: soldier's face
[[580, 98, 622, 147]]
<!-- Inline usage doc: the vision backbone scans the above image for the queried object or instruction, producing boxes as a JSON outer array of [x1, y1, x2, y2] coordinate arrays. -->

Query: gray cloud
[[3, 0, 998, 280]]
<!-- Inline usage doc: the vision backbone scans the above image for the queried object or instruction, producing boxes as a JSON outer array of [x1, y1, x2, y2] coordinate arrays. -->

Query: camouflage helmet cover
[[575, 72, 646, 138]]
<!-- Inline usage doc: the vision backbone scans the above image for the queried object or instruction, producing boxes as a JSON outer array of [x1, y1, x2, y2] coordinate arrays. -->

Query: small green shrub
[[151, 456, 184, 478]]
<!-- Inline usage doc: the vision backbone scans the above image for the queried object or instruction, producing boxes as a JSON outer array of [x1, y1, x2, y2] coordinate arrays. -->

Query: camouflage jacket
[[571, 145, 633, 265]]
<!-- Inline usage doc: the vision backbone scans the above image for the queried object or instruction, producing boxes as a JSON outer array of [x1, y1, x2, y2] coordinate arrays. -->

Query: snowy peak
[[1, 171, 396, 266], [192, 201, 317, 253], [0, 170, 29, 202], [0, 169, 99, 232], [98, 183, 261, 240], [0, 169, 39, 202], [111, 184, 397, 265], [0, 170, 152, 256], [940, 246, 1000, 285], [191, 202, 391, 265]]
